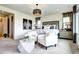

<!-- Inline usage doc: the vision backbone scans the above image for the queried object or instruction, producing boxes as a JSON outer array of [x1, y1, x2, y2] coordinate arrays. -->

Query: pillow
[[37, 29, 46, 34]]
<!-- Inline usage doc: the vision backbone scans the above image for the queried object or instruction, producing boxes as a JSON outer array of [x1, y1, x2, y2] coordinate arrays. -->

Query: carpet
[[0, 38, 79, 54]]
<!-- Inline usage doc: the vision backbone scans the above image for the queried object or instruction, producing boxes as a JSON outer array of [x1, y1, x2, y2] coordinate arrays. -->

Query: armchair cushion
[[38, 29, 59, 47]]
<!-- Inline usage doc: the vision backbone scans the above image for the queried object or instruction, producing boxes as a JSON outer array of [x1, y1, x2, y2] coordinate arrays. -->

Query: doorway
[[0, 10, 14, 39]]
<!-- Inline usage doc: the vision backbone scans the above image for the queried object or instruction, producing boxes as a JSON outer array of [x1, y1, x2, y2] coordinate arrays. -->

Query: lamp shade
[[33, 4, 42, 16]]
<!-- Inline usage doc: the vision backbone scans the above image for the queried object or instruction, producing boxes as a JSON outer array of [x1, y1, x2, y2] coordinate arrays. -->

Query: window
[[63, 17, 71, 30], [35, 17, 42, 29]]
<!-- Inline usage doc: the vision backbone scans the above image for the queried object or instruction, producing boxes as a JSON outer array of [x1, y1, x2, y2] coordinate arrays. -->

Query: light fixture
[[33, 4, 42, 16]]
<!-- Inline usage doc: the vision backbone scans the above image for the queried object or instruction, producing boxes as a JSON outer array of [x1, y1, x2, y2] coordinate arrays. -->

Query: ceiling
[[0, 4, 74, 16]]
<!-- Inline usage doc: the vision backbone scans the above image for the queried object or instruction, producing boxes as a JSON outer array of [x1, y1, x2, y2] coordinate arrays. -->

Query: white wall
[[0, 5, 34, 39], [42, 14, 63, 29], [0, 5, 63, 39]]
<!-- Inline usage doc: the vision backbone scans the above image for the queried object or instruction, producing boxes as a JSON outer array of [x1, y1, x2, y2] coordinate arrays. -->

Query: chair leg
[[45, 47, 47, 50], [35, 41, 37, 44], [55, 44, 56, 47]]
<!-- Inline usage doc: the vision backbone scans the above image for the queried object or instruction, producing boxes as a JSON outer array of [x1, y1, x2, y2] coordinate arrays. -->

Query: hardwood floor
[[0, 38, 79, 54]]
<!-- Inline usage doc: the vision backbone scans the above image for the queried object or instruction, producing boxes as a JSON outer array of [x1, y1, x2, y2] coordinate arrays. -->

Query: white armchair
[[18, 30, 37, 53], [38, 29, 59, 50]]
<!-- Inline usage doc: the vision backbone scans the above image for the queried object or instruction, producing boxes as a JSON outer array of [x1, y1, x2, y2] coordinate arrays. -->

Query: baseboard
[[59, 37, 72, 40]]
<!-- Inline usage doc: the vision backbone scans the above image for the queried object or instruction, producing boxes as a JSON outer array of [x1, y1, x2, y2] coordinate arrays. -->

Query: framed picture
[[23, 18, 32, 29], [29, 20, 32, 29]]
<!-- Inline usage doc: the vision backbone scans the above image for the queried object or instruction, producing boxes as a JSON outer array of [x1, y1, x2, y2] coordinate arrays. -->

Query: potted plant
[[3, 33, 8, 38]]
